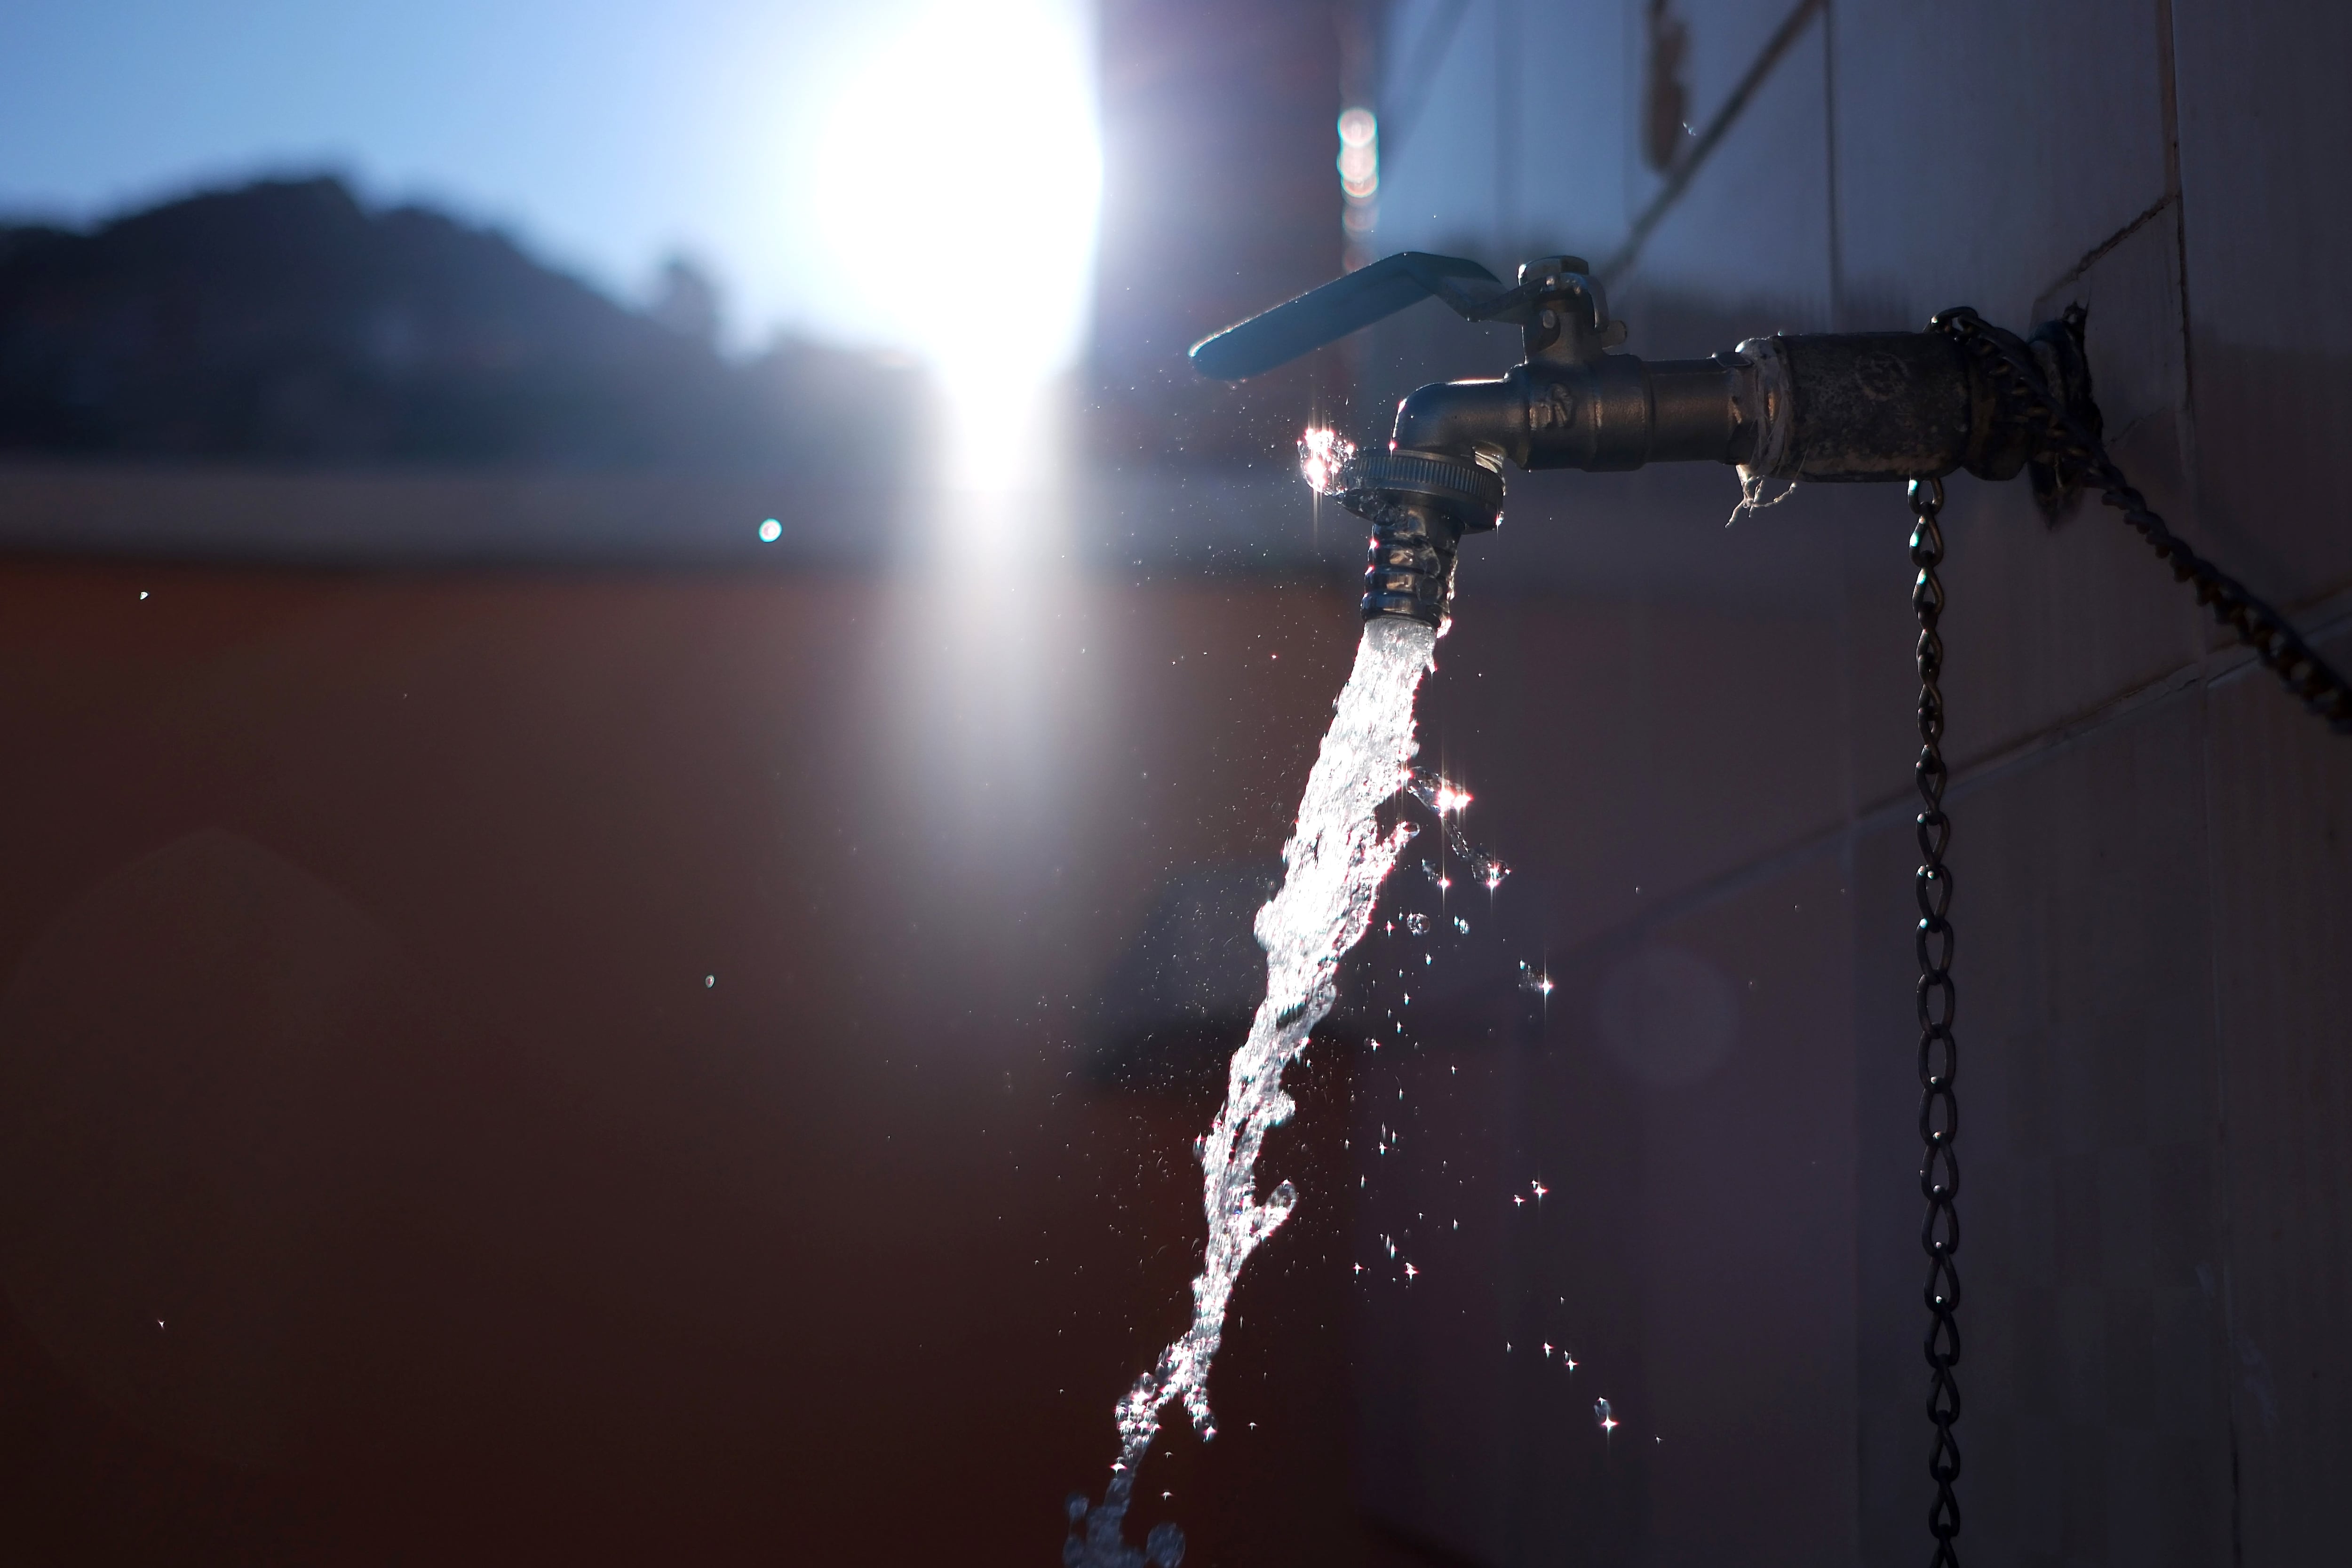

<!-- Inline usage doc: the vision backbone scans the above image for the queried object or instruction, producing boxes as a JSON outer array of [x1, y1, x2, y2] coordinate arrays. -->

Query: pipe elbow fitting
[[1389, 377, 1527, 464], [1388, 357, 1752, 474]]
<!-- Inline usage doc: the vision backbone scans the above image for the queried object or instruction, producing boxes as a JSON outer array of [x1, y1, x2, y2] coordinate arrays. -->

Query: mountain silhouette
[[0, 177, 918, 470]]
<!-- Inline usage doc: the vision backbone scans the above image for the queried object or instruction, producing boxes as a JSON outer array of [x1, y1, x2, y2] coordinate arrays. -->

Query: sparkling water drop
[[1296, 427, 1357, 495]]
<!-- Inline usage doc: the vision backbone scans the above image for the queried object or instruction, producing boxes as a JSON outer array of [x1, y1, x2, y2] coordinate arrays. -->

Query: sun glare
[[813, 1, 1101, 401]]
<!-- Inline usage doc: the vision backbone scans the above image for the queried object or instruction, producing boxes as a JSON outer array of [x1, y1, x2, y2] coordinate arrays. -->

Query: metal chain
[[1909, 475, 1963, 1568], [1934, 307, 2352, 736], [1898, 309, 2344, 1568]]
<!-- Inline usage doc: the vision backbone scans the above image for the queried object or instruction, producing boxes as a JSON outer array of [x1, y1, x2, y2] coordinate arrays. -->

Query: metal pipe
[[1321, 261, 2096, 626]]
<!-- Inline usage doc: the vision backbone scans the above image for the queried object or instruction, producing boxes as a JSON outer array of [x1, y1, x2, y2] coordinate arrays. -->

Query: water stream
[[1065, 613, 1439, 1568]]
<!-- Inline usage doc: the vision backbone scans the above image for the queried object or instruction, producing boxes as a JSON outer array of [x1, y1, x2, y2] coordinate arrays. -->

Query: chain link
[[1908, 475, 1963, 1568], [1934, 307, 2352, 736]]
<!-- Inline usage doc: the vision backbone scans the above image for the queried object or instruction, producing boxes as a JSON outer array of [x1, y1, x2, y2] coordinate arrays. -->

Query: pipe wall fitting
[[1380, 317, 2086, 488]]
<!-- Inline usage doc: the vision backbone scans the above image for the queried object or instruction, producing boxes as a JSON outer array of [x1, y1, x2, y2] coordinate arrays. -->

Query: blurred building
[[1086, 0, 1358, 469]]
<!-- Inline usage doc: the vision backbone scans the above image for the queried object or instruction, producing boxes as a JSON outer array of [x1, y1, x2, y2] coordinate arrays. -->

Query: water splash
[[1406, 769, 1510, 891], [1065, 615, 1437, 1568], [1297, 427, 1358, 496]]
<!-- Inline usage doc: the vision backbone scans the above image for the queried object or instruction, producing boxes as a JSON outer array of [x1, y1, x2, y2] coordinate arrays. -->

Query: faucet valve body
[[1375, 318, 2090, 494], [1346, 305, 2094, 622], [1186, 249, 2097, 625]]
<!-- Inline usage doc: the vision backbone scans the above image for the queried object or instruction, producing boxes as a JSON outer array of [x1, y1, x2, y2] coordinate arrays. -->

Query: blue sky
[[0, 0, 1098, 362]]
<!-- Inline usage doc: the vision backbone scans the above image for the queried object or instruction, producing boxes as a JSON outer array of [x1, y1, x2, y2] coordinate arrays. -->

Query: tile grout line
[[1600, 0, 1828, 286], [1548, 577, 2352, 960], [1821, 0, 1845, 329], [2039, 192, 2177, 304]]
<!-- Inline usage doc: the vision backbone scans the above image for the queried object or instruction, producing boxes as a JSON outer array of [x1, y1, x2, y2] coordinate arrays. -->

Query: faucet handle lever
[[1188, 251, 1506, 381]]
